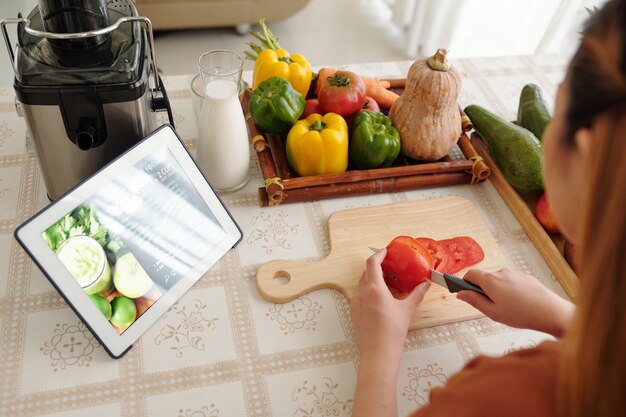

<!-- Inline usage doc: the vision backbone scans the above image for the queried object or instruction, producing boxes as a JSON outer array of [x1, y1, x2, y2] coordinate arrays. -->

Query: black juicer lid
[[15, 0, 143, 88]]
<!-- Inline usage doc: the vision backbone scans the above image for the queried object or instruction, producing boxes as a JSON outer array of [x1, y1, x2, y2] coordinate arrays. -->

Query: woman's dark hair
[[565, 0, 626, 140], [559, 1, 626, 416]]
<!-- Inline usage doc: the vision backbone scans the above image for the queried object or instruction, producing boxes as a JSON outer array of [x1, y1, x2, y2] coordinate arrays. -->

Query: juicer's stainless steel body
[[19, 88, 157, 198], [1, 12, 172, 199]]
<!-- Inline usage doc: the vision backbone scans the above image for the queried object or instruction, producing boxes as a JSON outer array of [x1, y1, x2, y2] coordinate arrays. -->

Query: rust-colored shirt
[[410, 341, 560, 417]]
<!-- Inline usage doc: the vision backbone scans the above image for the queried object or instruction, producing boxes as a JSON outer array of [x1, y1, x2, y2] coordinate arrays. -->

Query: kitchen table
[[0, 55, 572, 417]]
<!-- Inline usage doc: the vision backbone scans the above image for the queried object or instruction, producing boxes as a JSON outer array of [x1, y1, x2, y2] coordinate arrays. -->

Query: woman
[[350, 1, 626, 416]]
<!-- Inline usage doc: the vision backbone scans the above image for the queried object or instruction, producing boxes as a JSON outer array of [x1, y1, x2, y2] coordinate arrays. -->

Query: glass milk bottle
[[196, 50, 250, 192]]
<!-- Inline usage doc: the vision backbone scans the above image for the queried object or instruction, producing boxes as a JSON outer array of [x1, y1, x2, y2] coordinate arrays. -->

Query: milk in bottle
[[196, 50, 250, 192]]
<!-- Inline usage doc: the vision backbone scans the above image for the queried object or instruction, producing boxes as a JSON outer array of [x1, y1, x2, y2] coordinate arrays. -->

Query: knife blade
[[368, 247, 490, 300]]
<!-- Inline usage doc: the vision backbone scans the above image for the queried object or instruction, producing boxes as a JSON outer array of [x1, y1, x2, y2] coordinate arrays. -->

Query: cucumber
[[464, 104, 544, 192], [517, 83, 552, 141]]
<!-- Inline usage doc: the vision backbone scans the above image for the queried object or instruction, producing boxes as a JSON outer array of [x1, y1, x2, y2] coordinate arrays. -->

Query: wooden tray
[[242, 81, 490, 206], [469, 133, 578, 299]]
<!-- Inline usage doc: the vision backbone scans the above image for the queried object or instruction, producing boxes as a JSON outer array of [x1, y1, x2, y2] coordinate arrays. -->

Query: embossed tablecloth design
[[0, 56, 570, 417]]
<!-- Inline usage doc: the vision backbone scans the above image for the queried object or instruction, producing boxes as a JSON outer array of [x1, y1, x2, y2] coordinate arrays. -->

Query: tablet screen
[[41, 144, 225, 334]]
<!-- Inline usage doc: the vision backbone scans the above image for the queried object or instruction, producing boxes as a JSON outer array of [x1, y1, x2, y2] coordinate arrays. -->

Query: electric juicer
[[1, 0, 173, 199]]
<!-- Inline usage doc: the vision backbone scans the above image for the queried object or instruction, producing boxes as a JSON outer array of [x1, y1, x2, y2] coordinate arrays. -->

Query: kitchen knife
[[429, 269, 490, 300], [368, 247, 490, 300]]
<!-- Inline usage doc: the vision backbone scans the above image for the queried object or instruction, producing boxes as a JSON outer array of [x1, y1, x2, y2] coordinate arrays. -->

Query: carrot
[[315, 67, 337, 96], [315, 69, 400, 109], [361, 76, 399, 109], [361, 76, 391, 90]]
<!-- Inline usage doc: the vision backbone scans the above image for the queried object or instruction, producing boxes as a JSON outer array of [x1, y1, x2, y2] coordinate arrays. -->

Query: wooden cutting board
[[256, 196, 509, 329]]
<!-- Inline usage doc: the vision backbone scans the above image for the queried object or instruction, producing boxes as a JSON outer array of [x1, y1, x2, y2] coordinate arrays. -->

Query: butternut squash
[[389, 48, 462, 161]]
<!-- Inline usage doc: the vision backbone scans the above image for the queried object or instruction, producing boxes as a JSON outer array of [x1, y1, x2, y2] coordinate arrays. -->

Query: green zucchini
[[464, 104, 544, 192], [517, 83, 552, 141]]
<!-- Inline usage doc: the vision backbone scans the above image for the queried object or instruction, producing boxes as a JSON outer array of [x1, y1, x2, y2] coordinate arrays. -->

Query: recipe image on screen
[[41, 145, 226, 334]]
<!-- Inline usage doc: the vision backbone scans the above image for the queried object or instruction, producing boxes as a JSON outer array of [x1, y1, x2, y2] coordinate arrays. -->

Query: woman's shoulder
[[409, 340, 560, 417], [463, 339, 560, 371]]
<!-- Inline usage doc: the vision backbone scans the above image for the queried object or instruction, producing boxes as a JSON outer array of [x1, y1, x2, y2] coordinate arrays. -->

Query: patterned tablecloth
[[0, 55, 571, 417]]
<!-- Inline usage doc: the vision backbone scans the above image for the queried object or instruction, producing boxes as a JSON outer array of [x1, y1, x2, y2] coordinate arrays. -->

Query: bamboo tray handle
[[242, 88, 286, 205]]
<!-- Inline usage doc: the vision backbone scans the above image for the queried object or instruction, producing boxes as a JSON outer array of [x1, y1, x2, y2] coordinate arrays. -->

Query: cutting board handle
[[256, 257, 349, 303]]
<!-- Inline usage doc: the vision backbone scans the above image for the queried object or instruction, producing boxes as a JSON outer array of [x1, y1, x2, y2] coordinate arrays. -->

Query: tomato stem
[[327, 73, 351, 87]]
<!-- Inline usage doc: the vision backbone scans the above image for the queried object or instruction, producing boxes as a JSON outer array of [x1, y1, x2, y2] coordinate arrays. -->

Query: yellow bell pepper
[[286, 113, 349, 177], [252, 49, 312, 97], [245, 19, 312, 97]]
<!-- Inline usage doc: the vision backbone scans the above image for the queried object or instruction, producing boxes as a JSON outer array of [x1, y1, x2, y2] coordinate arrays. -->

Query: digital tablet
[[15, 125, 242, 358]]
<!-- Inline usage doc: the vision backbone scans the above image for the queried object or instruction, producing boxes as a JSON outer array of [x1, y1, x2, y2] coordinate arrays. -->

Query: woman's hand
[[350, 248, 430, 359], [350, 248, 430, 417], [458, 268, 575, 337]]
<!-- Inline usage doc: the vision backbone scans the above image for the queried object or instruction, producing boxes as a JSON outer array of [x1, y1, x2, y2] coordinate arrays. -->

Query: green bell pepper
[[349, 110, 400, 169], [249, 76, 305, 134]]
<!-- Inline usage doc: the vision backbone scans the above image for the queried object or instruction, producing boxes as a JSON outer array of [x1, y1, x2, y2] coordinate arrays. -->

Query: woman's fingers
[[462, 269, 489, 286], [367, 247, 387, 265], [404, 280, 430, 309], [456, 290, 494, 315], [364, 247, 387, 285]]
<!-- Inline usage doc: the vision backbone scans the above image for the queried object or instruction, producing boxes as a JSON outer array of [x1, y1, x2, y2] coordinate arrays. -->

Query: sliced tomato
[[415, 237, 453, 273], [381, 236, 434, 293], [452, 236, 485, 266], [437, 238, 469, 274]]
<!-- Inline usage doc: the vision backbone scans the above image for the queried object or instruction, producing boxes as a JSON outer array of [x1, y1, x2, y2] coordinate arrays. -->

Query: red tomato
[[381, 236, 434, 293], [438, 238, 469, 274], [301, 98, 322, 119], [347, 96, 381, 125], [362, 96, 380, 112], [535, 192, 560, 233], [416, 237, 453, 272], [452, 236, 484, 266], [317, 70, 366, 117]]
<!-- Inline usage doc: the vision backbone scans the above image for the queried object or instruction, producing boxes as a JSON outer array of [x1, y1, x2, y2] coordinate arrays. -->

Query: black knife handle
[[443, 273, 491, 301]]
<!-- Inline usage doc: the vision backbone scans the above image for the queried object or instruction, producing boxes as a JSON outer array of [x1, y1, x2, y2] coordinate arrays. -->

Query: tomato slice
[[381, 236, 434, 293], [415, 237, 453, 273], [437, 239, 469, 274], [452, 236, 485, 266]]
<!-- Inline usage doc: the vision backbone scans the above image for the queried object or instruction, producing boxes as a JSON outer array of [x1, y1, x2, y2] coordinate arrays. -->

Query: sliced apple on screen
[[113, 252, 154, 298]]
